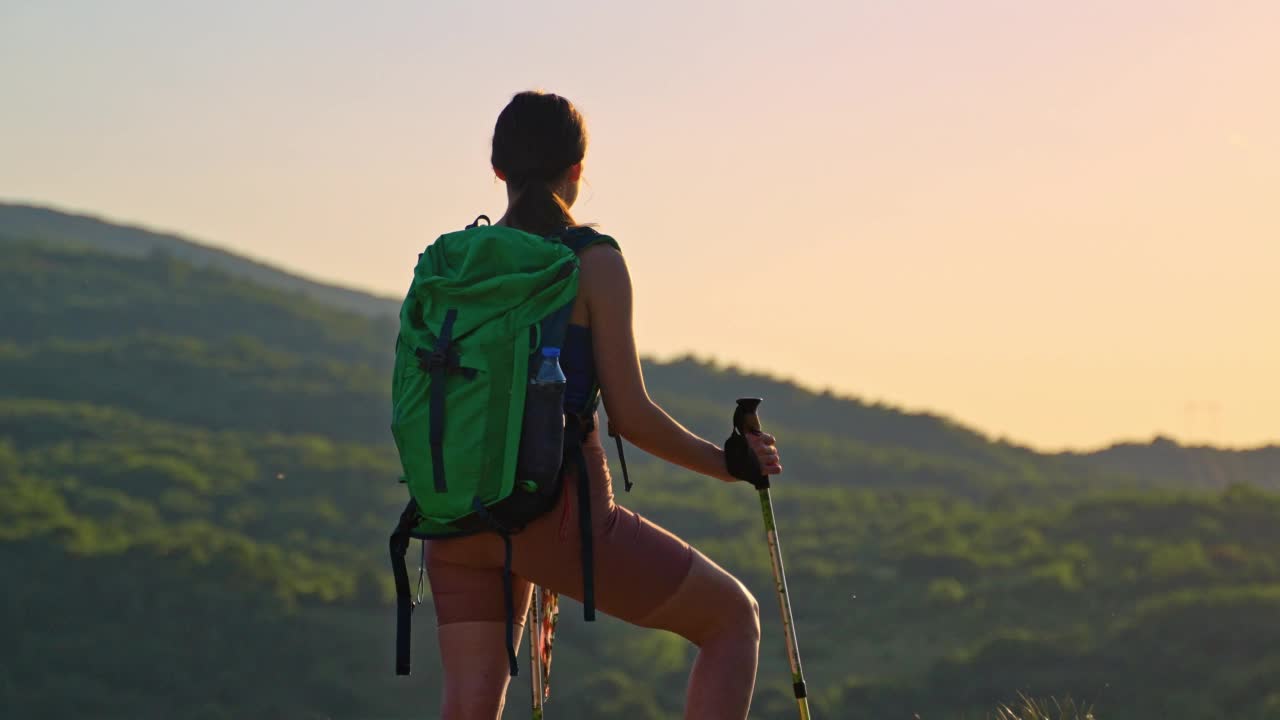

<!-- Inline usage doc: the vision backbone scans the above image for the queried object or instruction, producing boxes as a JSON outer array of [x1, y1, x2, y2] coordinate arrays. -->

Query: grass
[[992, 694, 1096, 720]]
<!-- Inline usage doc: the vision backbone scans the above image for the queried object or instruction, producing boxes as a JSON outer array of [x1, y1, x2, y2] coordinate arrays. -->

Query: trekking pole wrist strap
[[724, 397, 770, 489]]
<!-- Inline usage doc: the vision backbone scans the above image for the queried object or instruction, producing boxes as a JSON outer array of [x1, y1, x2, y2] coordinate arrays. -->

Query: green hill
[[0, 201, 398, 318], [2, 209, 1280, 719], [1063, 438, 1280, 492]]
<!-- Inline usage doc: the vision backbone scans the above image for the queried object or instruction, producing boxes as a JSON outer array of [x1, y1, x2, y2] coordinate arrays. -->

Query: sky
[[2, 0, 1277, 452]]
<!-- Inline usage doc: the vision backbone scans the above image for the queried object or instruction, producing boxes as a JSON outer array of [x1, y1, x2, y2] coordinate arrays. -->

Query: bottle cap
[[541, 347, 561, 358]]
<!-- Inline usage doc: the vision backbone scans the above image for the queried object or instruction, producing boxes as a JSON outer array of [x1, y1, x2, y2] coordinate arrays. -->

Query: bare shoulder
[[578, 241, 625, 268], [577, 242, 629, 290], [568, 242, 627, 326]]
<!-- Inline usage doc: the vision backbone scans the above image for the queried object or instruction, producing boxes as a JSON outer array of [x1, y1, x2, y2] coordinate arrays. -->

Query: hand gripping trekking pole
[[732, 398, 812, 720]]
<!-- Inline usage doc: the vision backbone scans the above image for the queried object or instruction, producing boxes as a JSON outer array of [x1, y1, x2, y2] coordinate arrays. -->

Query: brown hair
[[491, 91, 588, 236]]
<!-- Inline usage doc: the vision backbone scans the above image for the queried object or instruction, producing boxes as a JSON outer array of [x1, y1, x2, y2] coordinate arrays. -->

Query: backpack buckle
[[563, 412, 594, 445], [416, 347, 478, 379], [417, 347, 455, 372]]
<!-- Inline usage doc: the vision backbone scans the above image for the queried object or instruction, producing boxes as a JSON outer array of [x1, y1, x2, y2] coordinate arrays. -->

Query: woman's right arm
[[580, 246, 781, 482]]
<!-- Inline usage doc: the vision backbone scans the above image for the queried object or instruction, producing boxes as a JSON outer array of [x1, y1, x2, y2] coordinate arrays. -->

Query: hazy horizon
[[3, 0, 1276, 452]]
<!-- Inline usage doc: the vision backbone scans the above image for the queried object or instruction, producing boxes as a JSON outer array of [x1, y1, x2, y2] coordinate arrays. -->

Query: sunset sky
[[2, 0, 1276, 451]]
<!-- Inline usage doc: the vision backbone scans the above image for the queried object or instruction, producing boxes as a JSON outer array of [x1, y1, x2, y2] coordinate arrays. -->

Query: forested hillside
[[0, 202, 397, 318], [2, 212, 1279, 719]]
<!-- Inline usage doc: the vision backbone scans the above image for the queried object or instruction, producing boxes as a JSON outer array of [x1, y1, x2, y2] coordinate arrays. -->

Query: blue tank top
[[561, 323, 596, 414]]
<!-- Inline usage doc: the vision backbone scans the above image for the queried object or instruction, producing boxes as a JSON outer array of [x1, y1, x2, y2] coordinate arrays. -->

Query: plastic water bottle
[[534, 347, 567, 386], [517, 347, 566, 491]]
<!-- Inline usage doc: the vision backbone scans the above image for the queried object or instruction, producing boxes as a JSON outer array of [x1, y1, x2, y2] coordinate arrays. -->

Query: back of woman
[[418, 90, 784, 720]]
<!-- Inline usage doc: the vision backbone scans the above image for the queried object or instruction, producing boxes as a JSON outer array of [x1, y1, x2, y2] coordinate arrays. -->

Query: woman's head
[[491, 91, 588, 236]]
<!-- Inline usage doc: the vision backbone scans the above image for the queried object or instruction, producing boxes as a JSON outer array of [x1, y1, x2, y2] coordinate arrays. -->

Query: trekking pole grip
[[729, 397, 770, 490]]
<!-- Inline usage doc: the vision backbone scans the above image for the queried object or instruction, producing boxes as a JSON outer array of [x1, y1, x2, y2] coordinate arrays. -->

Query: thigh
[[510, 472, 697, 624], [633, 547, 757, 646], [425, 536, 534, 625]]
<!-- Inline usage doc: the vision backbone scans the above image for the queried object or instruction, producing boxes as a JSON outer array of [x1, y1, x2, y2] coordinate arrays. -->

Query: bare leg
[[636, 550, 761, 720], [435, 580, 534, 720]]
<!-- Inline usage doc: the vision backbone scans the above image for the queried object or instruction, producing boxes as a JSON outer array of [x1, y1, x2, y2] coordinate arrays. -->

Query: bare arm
[[581, 246, 780, 482]]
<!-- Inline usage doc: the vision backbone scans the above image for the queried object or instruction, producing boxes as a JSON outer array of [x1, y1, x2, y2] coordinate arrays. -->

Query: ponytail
[[505, 178, 576, 237]]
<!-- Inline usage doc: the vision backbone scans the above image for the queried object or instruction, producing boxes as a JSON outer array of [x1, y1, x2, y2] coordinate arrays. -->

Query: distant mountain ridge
[[1, 200, 1275, 483], [0, 201, 399, 318], [1063, 437, 1280, 491]]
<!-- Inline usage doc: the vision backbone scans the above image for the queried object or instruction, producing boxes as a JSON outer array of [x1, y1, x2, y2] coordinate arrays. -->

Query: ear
[[565, 163, 583, 182], [493, 167, 507, 181]]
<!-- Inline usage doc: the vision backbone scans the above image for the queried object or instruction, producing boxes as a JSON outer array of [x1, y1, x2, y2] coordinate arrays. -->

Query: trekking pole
[[529, 585, 558, 719], [733, 397, 812, 720], [529, 587, 545, 720]]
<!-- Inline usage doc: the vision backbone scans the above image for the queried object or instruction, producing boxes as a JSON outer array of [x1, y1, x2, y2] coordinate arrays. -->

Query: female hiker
[[421, 90, 783, 720]]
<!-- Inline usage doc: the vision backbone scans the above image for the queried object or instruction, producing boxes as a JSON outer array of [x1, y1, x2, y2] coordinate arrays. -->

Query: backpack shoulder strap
[[557, 226, 620, 255], [537, 226, 619, 357]]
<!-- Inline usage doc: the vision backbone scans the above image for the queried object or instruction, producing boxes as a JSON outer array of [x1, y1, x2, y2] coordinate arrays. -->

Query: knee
[[741, 587, 762, 644], [717, 581, 761, 646], [440, 665, 510, 719]]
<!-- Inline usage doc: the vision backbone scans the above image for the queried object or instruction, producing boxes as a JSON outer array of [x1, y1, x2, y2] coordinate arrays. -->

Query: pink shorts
[[424, 424, 695, 625]]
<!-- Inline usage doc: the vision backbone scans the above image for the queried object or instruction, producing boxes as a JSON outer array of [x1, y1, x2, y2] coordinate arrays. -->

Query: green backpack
[[389, 217, 621, 677]]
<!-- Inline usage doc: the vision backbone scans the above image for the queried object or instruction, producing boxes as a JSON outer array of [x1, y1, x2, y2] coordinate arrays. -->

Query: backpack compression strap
[[414, 309, 477, 493], [390, 500, 421, 675], [563, 413, 597, 622], [427, 309, 456, 492], [608, 423, 633, 492], [469, 499, 521, 676]]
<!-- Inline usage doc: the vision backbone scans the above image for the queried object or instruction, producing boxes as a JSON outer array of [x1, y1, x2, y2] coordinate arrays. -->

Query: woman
[[424, 90, 784, 720]]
